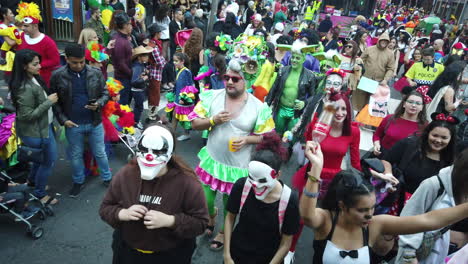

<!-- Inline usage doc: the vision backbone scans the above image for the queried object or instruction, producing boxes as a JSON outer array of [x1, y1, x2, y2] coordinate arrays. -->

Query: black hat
[[114, 12, 130, 26]]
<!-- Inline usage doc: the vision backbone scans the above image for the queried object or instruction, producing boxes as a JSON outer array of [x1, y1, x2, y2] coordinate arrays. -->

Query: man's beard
[[226, 87, 244, 98]]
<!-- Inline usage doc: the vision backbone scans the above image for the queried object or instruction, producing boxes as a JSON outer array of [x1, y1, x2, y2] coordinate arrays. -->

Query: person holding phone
[[50, 43, 112, 198]]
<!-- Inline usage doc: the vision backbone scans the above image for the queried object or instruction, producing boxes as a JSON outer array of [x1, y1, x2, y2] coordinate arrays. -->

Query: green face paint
[[291, 52, 305, 70]]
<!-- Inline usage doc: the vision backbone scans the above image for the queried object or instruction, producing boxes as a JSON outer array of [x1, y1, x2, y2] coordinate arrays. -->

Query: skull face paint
[[248, 161, 277, 200], [136, 126, 174, 180]]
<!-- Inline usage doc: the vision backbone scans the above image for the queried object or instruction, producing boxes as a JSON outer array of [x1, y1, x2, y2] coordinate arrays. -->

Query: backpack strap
[[239, 179, 252, 214], [435, 174, 445, 198], [278, 185, 291, 233]]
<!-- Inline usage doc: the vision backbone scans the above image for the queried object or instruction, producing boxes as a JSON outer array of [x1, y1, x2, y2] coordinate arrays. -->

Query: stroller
[[0, 106, 54, 239], [0, 171, 54, 239]]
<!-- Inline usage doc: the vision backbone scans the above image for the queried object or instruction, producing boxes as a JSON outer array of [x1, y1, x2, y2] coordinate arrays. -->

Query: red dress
[[293, 118, 362, 197]]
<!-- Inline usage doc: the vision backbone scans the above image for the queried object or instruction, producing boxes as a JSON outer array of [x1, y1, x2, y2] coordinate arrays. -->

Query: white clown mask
[[325, 74, 343, 93], [248, 161, 277, 200], [136, 126, 174, 181]]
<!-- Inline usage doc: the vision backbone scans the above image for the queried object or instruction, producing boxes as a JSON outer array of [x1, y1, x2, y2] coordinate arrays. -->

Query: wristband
[[303, 188, 320, 198], [307, 172, 322, 183], [209, 116, 216, 126]]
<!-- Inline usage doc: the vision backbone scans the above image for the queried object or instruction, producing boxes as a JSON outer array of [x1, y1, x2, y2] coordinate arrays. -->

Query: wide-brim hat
[[132, 46, 152, 60]]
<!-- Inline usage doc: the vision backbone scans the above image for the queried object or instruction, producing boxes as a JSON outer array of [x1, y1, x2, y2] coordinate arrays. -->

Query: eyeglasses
[[223, 74, 243, 83], [406, 100, 423, 106], [326, 80, 343, 88], [345, 45, 353, 48]]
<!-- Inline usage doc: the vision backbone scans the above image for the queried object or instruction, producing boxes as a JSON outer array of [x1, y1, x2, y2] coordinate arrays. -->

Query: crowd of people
[[1, 0, 468, 263]]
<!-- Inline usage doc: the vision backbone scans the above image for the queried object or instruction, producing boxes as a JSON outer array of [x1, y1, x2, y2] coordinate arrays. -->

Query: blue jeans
[[65, 123, 112, 184], [21, 124, 57, 198], [131, 90, 145, 123], [118, 79, 132, 105]]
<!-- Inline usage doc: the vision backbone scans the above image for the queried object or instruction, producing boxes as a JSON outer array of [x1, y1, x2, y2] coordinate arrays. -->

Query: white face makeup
[[325, 74, 343, 93], [248, 161, 277, 201], [136, 126, 174, 180]]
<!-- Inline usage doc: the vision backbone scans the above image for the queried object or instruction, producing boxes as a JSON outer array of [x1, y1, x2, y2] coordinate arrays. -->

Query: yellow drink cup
[[228, 137, 238, 152]]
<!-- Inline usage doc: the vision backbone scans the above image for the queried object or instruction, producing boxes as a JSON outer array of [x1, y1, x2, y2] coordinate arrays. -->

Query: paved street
[[0, 71, 402, 263]]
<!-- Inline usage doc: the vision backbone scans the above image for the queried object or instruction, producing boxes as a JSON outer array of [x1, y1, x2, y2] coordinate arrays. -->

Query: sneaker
[[102, 180, 111, 187], [134, 122, 144, 130], [69, 183, 83, 198], [284, 251, 295, 264], [177, 134, 191, 141]]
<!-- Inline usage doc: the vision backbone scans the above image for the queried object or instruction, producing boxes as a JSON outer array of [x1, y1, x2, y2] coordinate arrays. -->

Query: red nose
[[145, 154, 154, 161]]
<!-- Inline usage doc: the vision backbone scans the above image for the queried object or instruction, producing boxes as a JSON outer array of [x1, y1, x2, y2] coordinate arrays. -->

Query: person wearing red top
[[373, 88, 428, 157], [284, 92, 361, 263], [16, 2, 60, 88]]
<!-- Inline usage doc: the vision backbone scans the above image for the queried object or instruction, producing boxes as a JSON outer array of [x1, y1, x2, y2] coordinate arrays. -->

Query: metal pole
[[207, 0, 220, 35]]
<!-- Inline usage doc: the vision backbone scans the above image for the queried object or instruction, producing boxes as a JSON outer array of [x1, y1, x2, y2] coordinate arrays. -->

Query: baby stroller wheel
[[45, 205, 54, 216], [38, 209, 47, 220], [27, 225, 44, 239]]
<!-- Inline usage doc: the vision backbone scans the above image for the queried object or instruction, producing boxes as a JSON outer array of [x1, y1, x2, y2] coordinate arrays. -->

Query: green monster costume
[[266, 43, 319, 137]]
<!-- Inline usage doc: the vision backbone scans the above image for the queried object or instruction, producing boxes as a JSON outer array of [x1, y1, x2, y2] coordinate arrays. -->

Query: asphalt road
[[0, 103, 315, 264]]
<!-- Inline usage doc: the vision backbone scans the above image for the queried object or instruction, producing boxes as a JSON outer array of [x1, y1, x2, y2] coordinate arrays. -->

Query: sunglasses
[[345, 45, 353, 48], [223, 74, 243, 83]]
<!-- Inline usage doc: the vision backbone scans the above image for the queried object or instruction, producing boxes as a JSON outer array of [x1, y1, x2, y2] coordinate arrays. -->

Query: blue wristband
[[303, 188, 320, 198]]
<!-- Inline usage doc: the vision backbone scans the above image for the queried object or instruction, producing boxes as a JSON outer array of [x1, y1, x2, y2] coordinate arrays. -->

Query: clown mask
[[248, 161, 277, 201], [325, 74, 343, 93], [136, 126, 174, 181]]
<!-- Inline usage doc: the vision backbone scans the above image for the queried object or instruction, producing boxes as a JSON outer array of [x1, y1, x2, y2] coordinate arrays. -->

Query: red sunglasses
[[223, 74, 243, 83]]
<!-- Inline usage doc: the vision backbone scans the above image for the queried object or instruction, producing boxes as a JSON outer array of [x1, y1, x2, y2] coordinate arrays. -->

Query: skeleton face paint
[[248, 161, 277, 200], [136, 126, 174, 180]]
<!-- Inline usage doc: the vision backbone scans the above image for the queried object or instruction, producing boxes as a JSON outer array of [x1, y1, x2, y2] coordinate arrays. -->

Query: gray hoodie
[[396, 166, 455, 263]]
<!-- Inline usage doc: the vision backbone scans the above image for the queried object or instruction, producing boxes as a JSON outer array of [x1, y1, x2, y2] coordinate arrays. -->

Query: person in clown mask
[[99, 122, 209, 263], [223, 132, 300, 264]]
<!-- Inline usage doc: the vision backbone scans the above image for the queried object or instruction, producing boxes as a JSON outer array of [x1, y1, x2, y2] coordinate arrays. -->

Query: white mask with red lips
[[248, 161, 277, 201], [136, 126, 174, 181]]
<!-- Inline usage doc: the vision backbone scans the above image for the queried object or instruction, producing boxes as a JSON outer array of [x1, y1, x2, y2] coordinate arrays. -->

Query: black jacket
[[169, 20, 183, 49], [266, 66, 318, 118], [50, 65, 109, 126]]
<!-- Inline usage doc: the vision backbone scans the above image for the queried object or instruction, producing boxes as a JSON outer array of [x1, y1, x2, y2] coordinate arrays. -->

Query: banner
[[52, 0, 73, 22]]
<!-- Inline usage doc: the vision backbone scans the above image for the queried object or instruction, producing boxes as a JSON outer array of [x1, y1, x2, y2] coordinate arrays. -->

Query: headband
[[415, 85, 432, 104]]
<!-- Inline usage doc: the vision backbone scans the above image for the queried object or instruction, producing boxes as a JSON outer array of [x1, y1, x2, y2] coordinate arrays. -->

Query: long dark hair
[[251, 132, 288, 172], [322, 170, 374, 211], [342, 40, 359, 64], [9, 49, 45, 108], [0, 7, 10, 22], [418, 116, 457, 166], [428, 61, 466, 98], [213, 53, 226, 79], [155, 4, 170, 22], [452, 148, 468, 204], [222, 12, 237, 36], [393, 88, 427, 128], [353, 30, 368, 44]]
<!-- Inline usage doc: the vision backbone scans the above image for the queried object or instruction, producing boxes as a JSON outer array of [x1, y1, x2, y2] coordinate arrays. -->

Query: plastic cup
[[228, 137, 238, 152]]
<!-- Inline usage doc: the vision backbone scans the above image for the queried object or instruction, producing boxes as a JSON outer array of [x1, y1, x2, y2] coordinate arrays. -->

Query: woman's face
[[428, 126, 451, 153], [173, 56, 184, 69], [210, 48, 218, 57], [5, 9, 14, 24], [333, 99, 347, 123], [89, 32, 99, 43], [25, 56, 41, 76], [342, 194, 376, 227], [253, 19, 260, 27], [361, 33, 368, 43], [326, 31, 333, 40], [413, 50, 422, 61], [388, 39, 396, 49], [404, 95, 423, 116]]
